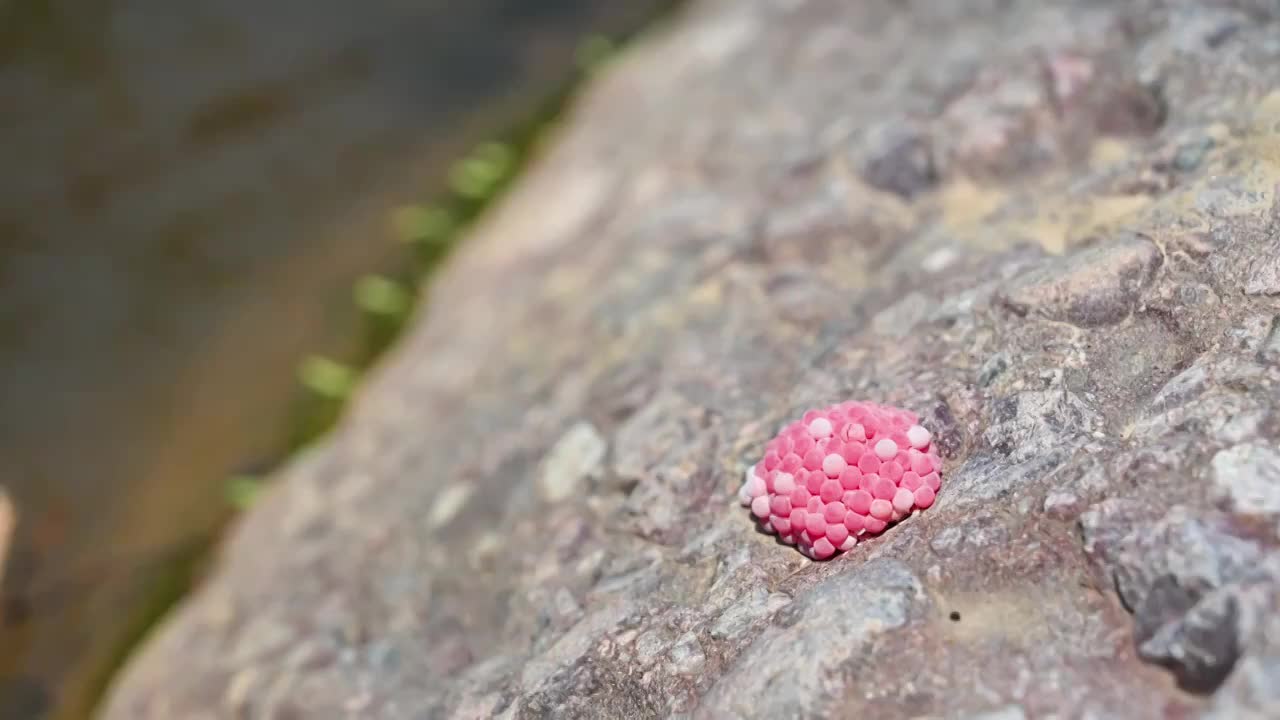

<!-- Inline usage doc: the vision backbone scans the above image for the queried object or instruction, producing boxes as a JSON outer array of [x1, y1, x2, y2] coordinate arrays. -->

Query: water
[[0, 1, 671, 717]]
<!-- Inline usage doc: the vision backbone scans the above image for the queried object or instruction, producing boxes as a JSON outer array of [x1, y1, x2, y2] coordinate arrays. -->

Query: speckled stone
[[103, 1, 1280, 719]]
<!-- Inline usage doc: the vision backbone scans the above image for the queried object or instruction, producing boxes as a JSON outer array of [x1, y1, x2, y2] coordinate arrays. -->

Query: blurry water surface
[[0, 1, 669, 717]]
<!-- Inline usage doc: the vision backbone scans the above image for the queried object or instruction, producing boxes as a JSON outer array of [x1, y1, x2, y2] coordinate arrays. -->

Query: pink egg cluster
[[738, 401, 942, 560]]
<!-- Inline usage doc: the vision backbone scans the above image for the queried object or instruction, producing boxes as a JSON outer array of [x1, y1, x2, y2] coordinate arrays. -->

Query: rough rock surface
[[104, 1, 1280, 718]]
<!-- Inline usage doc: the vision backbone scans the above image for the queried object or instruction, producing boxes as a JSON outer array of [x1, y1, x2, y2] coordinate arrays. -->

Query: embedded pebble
[[1044, 491, 1082, 518], [428, 484, 476, 529], [1261, 319, 1280, 365], [1244, 254, 1280, 296], [539, 422, 607, 502], [1211, 443, 1280, 514], [999, 233, 1162, 327], [668, 633, 706, 675], [929, 525, 964, 556]]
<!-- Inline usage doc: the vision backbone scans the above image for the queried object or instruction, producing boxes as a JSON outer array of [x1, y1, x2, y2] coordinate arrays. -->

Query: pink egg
[[789, 508, 807, 529], [751, 496, 771, 519], [771, 495, 793, 517], [847, 489, 873, 514], [781, 453, 804, 473], [844, 512, 867, 533], [803, 449, 824, 471], [822, 453, 848, 477], [907, 425, 932, 449], [826, 522, 850, 546], [763, 450, 781, 470], [812, 537, 836, 560], [794, 433, 816, 457], [881, 460, 904, 482], [871, 475, 898, 501], [789, 486, 810, 508], [820, 479, 843, 503], [808, 417, 834, 439], [892, 487, 915, 513], [806, 513, 827, 537], [914, 485, 936, 509], [776, 435, 795, 456], [858, 453, 882, 474], [909, 451, 932, 476]]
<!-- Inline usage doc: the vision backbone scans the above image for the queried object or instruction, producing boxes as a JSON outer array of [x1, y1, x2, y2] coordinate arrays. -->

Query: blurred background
[[0, 1, 678, 717]]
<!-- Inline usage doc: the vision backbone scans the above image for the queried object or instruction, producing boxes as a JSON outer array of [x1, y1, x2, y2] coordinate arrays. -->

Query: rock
[[933, 61, 1051, 180], [965, 707, 1027, 720], [997, 233, 1163, 327], [1204, 655, 1280, 719], [978, 353, 1009, 387], [1085, 505, 1274, 693], [668, 632, 706, 676], [552, 588, 584, 624], [1137, 586, 1240, 692], [933, 46, 1162, 181], [538, 421, 607, 502], [873, 292, 931, 338], [427, 482, 475, 529], [929, 525, 965, 557], [1261, 317, 1280, 366], [1079, 499, 1161, 584], [708, 586, 785, 642], [102, 2, 1280, 719], [699, 560, 925, 719], [1211, 443, 1280, 516], [1110, 507, 1263, 613], [983, 389, 1101, 463], [1244, 251, 1280, 296], [1171, 136, 1215, 172], [859, 121, 938, 199], [1043, 491, 1081, 519], [1201, 586, 1280, 719]]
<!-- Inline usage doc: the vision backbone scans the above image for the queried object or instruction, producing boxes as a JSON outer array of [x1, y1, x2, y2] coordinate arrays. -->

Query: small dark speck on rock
[[949, 611, 961, 622]]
